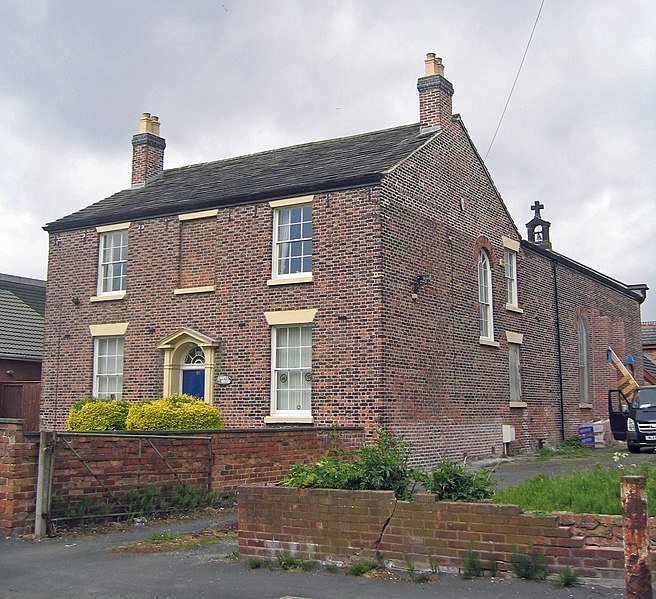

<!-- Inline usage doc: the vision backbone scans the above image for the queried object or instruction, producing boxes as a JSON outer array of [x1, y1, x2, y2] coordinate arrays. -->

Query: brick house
[[40, 55, 647, 464]]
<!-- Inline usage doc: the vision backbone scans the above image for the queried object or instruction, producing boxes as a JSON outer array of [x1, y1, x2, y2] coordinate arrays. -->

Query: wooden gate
[[0, 381, 40, 431]]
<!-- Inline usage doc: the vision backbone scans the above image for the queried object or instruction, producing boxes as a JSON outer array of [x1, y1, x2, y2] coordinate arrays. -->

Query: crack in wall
[[372, 498, 398, 552]]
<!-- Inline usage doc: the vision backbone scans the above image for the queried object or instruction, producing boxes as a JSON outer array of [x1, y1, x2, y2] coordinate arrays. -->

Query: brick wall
[[238, 485, 655, 584], [41, 188, 384, 434], [0, 419, 365, 537], [376, 118, 643, 465], [0, 419, 39, 535]]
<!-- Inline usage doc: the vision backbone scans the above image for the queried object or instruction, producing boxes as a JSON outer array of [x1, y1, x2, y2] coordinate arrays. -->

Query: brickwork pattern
[[238, 485, 656, 584], [0, 420, 364, 536], [376, 118, 642, 464], [0, 420, 39, 536], [41, 189, 384, 433]]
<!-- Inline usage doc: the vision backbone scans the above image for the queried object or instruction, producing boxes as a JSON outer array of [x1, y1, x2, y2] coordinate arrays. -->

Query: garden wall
[[0, 419, 364, 537], [238, 485, 656, 585]]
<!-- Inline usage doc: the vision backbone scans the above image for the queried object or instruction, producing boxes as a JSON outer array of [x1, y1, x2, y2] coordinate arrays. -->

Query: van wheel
[[627, 442, 641, 453]]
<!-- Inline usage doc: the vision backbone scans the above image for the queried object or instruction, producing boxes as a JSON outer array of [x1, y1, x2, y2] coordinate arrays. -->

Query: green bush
[[424, 461, 494, 501], [281, 429, 420, 500], [68, 398, 130, 431], [125, 394, 224, 430]]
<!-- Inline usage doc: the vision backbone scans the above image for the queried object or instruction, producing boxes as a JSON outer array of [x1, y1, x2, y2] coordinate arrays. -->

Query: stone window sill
[[90, 292, 126, 303], [264, 416, 314, 424], [267, 276, 314, 287], [173, 285, 216, 295], [505, 304, 524, 314], [509, 401, 528, 409], [579, 403, 593, 409], [479, 338, 500, 348]]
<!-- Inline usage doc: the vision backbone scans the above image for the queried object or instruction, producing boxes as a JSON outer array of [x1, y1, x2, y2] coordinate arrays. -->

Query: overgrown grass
[[536, 437, 592, 459], [493, 461, 656, 516]]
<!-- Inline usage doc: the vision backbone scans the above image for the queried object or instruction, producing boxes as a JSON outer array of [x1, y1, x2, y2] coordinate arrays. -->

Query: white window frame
[[93, 336, 124, 400], [478, 250, 494, 341], [96, 224, 130, 297], [270, 325, 312, 419], [504, 249, 518, 308], [271, 202, 312, 281]]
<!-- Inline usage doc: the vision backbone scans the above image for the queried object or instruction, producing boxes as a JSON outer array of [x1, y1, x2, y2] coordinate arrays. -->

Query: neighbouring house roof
[[644, 353, 656, 383], [642, 322, 656, 347], [45, 123, 430, 232], [0, 273, 46, 316], [0, 285, 45, 362]]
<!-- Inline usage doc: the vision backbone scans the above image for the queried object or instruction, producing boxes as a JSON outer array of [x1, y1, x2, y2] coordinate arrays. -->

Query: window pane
[[273, 326, 311, 414], [273, 204, 312, 277]]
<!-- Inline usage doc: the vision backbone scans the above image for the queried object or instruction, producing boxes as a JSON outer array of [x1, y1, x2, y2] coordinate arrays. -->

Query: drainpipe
[[552, 257, 565, 441]]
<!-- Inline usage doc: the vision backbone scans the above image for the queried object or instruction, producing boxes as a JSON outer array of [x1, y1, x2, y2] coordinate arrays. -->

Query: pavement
[[1, 445, 652, 599]]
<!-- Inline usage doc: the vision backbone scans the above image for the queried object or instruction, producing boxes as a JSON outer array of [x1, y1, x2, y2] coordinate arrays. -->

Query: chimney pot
[[424, 53, 445, 77]]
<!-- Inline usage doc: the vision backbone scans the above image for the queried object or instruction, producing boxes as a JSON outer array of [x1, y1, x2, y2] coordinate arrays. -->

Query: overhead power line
[[484, 0, 546, 162]]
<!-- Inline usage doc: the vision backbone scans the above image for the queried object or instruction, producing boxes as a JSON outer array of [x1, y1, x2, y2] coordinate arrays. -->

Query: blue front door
[[182, 369, 205, 399]]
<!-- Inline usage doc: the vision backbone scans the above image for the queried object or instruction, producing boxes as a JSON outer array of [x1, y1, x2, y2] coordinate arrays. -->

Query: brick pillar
[[622, 475, 652, 599], [0, 419, 39, 537]]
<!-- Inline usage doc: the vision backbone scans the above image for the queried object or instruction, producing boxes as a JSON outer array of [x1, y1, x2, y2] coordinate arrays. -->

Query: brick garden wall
[[238, 485, 656, 585], [0, 419, 364, 537]]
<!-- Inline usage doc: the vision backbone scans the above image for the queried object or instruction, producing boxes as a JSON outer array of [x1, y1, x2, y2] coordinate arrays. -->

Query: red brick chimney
[[131, 113, 166, 187], [417, 53, 454, 134]]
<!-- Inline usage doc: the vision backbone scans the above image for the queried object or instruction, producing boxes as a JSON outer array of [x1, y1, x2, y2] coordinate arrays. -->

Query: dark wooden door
[[0, 382, 41, 430]]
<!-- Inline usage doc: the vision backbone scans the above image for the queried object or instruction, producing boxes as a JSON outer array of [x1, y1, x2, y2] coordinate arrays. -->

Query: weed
[[487, 551, 498, 576], [427, 553, 440, 574], [461, 545, 483, 579], [536, 437, 590, 459], [145, 533, 180, 543], [226, 550, 239, 561], [247, 558, 275, 570], [512, 550, 547, 580], [325, 563, 340, 574], [401, 552, 431, 582], [552, 566, 580, 587], [346, 559, 379, 576], [424, 461, 494, 501], [277, 554, 316, 571]]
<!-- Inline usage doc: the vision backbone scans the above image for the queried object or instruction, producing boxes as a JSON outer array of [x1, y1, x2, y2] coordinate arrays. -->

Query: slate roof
[[522, 240, 646, 303], [642, 322, 656, 347], [0, 274, 46, 316], [45, 123, 430, 232], [644, 354, 656, 381], [0, 288, 45, 361]]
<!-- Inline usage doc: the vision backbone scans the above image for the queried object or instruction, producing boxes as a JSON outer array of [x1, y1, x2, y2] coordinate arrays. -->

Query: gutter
[[551, 256, 566, 442]]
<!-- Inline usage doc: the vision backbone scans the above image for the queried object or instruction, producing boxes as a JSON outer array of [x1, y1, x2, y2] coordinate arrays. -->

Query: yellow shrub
[[67, 398, 130, 432], [125, 395, 224, 431]]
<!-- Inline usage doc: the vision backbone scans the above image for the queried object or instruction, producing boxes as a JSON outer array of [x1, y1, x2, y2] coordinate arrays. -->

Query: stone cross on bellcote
[[531, 200, 545, 219]]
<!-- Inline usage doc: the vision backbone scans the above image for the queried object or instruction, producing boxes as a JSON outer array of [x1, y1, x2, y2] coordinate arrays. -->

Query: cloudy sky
[[1, 0, 654, 319]]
